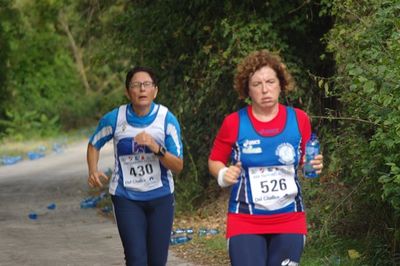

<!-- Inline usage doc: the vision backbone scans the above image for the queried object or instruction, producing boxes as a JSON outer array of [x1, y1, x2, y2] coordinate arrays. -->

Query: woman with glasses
[[208, 50, 323, 266], [87, 66, 183, 266]]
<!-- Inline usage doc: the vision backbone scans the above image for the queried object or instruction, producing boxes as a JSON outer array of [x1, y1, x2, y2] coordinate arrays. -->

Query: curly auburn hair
[[234, 50, 295, 99]]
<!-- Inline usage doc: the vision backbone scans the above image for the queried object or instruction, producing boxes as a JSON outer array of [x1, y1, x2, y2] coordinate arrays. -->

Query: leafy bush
[[110, 0, 332, 209], [319, 0, 400, 261]]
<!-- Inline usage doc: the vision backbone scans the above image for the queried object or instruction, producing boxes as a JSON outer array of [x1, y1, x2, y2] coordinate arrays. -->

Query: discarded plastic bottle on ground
[[52, 143, 63, 154], [47, 203, 56, 210], [185, 228, 194, 234], [170, 235, 192, 245], [27, 151, 45, 160], [207, 229, 219, 235], [28, 212, 38, 220], [198, 228, 219, 237], [172, 228, 194, 235], [101, 205, 112, 213], [1, 155, 23, 165], [37, 145, 46, 152], [303, 133, 320, 178], [80, 197, 98, 208], [198, 228, 207, 236], [80, 192, 107, 209], [28, 203, 57, 220], [173, 228, 185, 234]]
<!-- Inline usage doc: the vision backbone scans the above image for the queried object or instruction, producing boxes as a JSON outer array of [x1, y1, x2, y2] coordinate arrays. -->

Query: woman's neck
[[251, 104, 279, 122], [131, 103, 152, 117]]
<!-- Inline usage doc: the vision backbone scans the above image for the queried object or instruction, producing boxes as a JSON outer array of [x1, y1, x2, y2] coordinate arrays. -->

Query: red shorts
[[226, 212, 307, 238]]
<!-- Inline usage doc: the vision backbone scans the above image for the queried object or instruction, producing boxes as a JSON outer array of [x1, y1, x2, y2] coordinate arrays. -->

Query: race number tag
[[119, 153, 162, 192], [248, 165, 298, 211]]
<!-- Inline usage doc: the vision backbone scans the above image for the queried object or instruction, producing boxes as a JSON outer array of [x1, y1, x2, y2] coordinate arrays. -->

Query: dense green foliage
[[110, 0, 332, 209], [0, 0, 15, 128], [1, 0, 399, 262], [308, 0, 400, 263]]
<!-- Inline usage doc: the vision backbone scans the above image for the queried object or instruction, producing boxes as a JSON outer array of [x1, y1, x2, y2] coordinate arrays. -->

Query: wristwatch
[[155, 145, 166, 157]]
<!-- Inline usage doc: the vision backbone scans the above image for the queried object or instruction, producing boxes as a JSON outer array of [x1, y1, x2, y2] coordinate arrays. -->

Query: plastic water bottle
[[198, 228, 219, 237], [303, 133, 320, 178], [170, 235, 192, 245], [80, 192, 107, 209], [28, 203, 57, 220]]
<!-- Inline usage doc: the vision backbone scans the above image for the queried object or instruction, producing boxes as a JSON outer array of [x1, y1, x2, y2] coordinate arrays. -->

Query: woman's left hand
[[310, 154, 323, 174], [134, 131, 158, 153]]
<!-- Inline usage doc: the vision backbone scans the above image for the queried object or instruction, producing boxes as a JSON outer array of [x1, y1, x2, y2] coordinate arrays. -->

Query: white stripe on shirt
[[91, 126, 113, 146], [166, 123, 181, 157]]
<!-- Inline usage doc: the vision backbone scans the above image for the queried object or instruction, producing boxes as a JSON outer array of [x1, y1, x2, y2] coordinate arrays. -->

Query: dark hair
[[125, 66, 158, 90], [234, 50, 294, 99]]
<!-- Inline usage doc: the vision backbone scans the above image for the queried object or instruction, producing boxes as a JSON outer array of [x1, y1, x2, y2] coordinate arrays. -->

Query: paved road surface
[[0, 141, 193, 266]]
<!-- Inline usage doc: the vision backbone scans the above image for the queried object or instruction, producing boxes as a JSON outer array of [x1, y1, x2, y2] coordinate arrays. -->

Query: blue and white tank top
[[109, 104, 174, 201], [229, 106, 303, 215]]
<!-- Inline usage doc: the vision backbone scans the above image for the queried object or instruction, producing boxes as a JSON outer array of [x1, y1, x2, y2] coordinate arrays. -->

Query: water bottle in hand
[[303, 133, 320, 178]]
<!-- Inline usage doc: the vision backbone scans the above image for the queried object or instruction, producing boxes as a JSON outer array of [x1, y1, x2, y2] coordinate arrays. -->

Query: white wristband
[[217, 167, 229, 188]]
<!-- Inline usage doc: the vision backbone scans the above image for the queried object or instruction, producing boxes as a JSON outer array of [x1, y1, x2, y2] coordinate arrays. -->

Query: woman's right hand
[[219, 162, 242, 187], [88, 171, 109, 188]]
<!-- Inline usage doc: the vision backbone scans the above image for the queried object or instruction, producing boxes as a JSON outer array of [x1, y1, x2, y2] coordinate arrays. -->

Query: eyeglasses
[[129, 81, 155, 90]]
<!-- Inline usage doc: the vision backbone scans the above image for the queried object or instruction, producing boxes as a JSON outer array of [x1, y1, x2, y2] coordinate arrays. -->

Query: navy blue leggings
[[229, 233, 305, 266], [111, 194, 174, 266]]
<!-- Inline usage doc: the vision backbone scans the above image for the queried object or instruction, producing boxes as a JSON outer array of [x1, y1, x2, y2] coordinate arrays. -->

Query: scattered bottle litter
[[1, 155, 23, 165], [172, 228, 194, 235], [80, 197, 99, 209], [169, 227, 218, 245], [28, 202, 57, 220], [26, 145, 47, 160], [47, 203, 56, 210], [198, 228, 219, 237], [170, 228, 194, 245], [80, 192, 107, 209], [170, 235, 192, 245], [101, 205, 113, 213], [52, 143, 64, 154], [37, 145, 46, 152], [28, 212, 38, 220], [27, 151, 45, 160]]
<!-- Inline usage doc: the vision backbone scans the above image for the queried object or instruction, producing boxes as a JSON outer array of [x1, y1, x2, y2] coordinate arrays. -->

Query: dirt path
[[0, 141, 193, 266]]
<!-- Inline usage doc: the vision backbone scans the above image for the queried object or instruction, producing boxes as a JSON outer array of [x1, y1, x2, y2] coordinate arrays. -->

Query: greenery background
[[1, 0, 399, 264]]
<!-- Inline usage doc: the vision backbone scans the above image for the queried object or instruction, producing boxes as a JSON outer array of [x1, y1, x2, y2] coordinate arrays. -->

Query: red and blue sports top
[[209, 104, 311, 238]]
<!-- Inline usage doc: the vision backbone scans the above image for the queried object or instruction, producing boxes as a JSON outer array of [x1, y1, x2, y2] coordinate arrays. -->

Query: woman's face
[[126, 71, 158, 109], [248, 66, 281, 110]]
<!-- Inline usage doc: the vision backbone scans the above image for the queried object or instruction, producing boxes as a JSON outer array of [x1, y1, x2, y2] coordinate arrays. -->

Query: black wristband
[[155, 145, 166, 157]]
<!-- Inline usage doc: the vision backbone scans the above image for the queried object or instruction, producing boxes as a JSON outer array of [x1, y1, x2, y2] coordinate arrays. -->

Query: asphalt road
[[0, 141, 193, 266]]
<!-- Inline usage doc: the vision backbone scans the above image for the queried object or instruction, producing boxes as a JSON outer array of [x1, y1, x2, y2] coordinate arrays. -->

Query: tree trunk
[[58, 12, 91, 94]]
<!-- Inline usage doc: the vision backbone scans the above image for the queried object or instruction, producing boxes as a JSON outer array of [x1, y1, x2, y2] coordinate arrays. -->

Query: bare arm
[[158, 150, 183, 174], [86, 143, 109, 188], [208, 159, 226, 178]]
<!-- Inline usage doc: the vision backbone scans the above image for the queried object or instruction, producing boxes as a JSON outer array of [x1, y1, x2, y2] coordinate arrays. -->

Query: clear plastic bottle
[[198, 228, 219, 237], [303, 133, 320, 178], [170, 235, 192, 245]]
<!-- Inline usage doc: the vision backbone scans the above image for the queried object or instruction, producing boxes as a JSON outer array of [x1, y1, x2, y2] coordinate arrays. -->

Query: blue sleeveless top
[[229, 106, 304, 215]]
